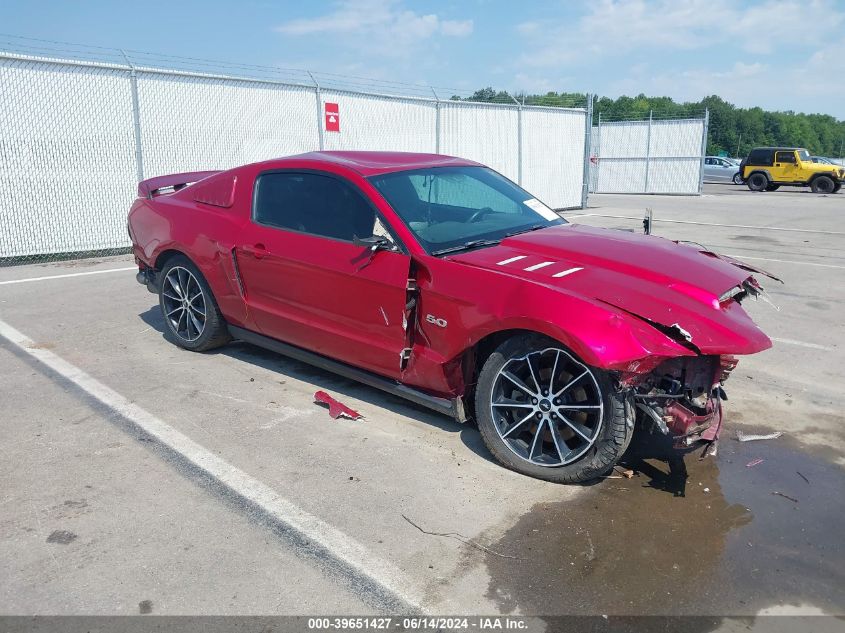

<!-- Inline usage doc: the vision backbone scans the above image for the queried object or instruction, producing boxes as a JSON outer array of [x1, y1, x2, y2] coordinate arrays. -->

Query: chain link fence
[[589, 111, 709, 194], [0, 46, 591, 264], [1, 37, 711, 265]]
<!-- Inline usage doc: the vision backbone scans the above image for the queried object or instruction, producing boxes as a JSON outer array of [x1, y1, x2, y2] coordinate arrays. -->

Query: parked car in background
[[704, 156, 743, 184], [128, 151, 776, 484], [809, 156, 837, 165], [739, 147, 844, 193]]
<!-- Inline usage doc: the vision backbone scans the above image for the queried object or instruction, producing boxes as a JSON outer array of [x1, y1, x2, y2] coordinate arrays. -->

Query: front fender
[[415, 256, 695, 372]]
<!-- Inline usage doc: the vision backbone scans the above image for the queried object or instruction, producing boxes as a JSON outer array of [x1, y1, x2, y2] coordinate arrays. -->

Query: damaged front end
[[607, 266, 779, 456], [622, 355, 738, 453]]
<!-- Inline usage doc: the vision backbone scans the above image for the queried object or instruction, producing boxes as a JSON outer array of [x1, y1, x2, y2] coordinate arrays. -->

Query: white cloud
[[605, 56, 845, 117], [508, 0, 845, 116], [516, 0, 845, 67], [440, 19, 474, 37], [276, 0, 473, 47]]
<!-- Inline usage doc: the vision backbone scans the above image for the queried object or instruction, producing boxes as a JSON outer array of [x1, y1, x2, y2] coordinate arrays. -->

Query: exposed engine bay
[[624, 355, 737, 450]]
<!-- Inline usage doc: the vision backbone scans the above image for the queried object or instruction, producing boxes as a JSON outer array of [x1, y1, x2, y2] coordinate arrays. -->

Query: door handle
[[242, 243, 267, 259]]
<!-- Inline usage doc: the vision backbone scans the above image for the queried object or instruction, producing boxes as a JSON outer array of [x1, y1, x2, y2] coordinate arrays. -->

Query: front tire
[[732, 173, 743, 185], [811, 176, 835, 194], [158, 255, 231, 352], [474, 334, 630, 484], [747, 172, 768, 191]]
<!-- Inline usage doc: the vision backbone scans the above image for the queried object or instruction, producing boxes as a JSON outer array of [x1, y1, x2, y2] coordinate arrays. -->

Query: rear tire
[[811, 176, 835, 194], [765, 183, 781, 191], [746, 172, 768, 191], [474, 333, 630, 484], [158, 255, 231, 352]]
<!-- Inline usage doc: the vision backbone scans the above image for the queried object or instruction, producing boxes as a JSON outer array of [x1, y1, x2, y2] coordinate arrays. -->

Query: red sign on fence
[[325, 102, 340, 133]]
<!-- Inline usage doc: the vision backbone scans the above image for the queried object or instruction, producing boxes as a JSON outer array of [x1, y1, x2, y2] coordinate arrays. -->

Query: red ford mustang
[[128, 151, 776, 483]]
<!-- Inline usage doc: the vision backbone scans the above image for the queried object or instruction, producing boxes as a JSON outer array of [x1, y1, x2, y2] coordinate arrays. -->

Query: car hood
[[449, 224, 774, 355], [803, 162, 845, 177]]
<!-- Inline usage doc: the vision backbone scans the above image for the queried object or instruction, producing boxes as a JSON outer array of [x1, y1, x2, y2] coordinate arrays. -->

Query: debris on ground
[[746, 458, 764, 468], [401, 514, 523, 560], [796, 471, 810, 484], [772, 491, 799, 503], [735, 430, 783, 442], [313, 391, 363, 420], [613, 466, 635, 479], [698, 441, 718, 460]]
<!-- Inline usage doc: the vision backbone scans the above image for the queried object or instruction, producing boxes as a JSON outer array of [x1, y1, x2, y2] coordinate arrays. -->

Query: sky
[[3, 0, 845, 118]]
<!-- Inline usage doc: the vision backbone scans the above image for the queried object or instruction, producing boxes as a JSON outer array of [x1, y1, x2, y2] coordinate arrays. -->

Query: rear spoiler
[[138, 170, 220, 199]]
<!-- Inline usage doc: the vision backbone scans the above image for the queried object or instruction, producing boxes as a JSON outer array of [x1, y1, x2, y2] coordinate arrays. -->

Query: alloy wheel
[[161, 266, 207, 342], [490, 347, 604, 467]]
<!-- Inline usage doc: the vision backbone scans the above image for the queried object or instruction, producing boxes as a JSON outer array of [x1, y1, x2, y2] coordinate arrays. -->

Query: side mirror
[[353, 234, 393, 251]]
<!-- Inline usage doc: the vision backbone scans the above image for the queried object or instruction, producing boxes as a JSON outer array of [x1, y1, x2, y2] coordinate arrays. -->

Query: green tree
[[456, 88, 845, 157]]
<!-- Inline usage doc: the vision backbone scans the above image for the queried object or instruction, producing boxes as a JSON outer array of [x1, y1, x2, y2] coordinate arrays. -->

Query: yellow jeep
[[740, 147, 843, 193]]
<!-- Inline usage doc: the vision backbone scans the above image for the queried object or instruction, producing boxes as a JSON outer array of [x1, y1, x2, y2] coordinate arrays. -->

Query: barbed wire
[[0, 34, 482, 101]]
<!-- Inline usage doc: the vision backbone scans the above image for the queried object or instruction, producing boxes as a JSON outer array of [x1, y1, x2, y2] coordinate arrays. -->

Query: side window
[[775, 151, 796, 164], [748, 149, 773, 166], [254, 172, 384, 242], [408, 173, 521, 214]]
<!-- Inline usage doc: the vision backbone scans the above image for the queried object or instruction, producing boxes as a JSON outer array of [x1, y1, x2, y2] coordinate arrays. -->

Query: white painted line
[[0, 266, 136, 286], [552, 267, 584, 278], [496, 255, 527, 266], [524, 261, 555, 272], [772, 337, 835, 352], [722, 254, 845, 270], [570, 213, 845, 236], [0, 318, 420, 611]]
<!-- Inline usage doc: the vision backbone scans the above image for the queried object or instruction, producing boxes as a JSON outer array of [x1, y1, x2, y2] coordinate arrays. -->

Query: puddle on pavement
[[482, 433, 845, 618]]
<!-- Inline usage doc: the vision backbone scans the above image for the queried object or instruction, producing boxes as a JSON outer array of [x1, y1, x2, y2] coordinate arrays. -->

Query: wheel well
[[154, 249, 186, 271], [459, 328, 554, 421], [808, 172, 834, 184], [748, 170, 770, 181]]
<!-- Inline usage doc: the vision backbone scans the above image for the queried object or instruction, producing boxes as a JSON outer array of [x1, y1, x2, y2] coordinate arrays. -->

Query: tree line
[[452, 89, 845, 158]]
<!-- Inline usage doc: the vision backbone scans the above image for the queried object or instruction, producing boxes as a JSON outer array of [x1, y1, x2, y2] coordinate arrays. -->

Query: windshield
[[368, 166, 565, 254], [797, 149, 810, 161]]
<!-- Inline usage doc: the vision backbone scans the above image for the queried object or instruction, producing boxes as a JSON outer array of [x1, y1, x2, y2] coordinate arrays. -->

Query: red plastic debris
[[314, 391, 362, 420]]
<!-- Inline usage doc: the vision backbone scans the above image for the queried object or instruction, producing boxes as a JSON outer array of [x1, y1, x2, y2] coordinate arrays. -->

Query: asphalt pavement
[[1, 184, 843, 628]]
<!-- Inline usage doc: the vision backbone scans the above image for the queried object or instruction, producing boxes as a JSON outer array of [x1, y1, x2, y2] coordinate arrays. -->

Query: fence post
[[510, 94, 523, 185], [431, 87, 441, 154], [121, 50, 144, 182], [594, 110, 601, 194], [580, 94, 593, 208], [698, 108, 709, 194], [644, 109, 653, 193], [308, 72, 325, 151]]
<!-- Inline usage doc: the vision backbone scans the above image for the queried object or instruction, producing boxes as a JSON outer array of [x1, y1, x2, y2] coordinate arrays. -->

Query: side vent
[[192, 174, 237, 208]]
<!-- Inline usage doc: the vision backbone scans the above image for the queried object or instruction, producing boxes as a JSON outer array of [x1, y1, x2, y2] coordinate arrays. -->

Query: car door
[[718, 158, 737, 182], [773, 150, 799, 182], [234, 170, 411, 379], [772, 150, 797, 182], [703, 157, 719, 182]]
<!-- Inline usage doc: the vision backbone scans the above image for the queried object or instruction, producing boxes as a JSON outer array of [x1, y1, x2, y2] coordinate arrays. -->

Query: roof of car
[[266, 151, 480, 176]]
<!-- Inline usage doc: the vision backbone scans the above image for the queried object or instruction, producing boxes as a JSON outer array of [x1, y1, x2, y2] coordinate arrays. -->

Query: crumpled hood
[[450, 224, 773, 355]]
